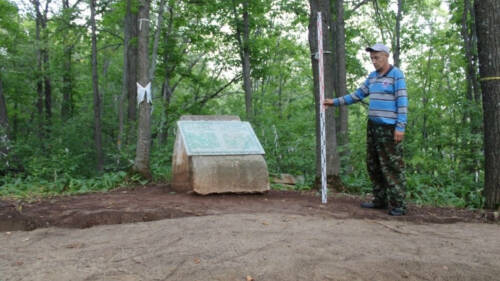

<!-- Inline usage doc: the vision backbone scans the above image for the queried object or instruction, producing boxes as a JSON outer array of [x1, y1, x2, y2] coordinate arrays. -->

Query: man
[[324, 43, 408, 216]]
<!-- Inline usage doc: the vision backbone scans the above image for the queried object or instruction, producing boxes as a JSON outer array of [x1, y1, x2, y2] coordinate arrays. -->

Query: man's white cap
[[365, 43, 390, 55]]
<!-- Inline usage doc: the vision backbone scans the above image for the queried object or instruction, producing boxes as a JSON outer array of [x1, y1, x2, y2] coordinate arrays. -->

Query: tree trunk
[[333, 0, 350, 174], [308, 0, 341, 189], [61, 45, 73, 120], [159, 4, 175, 146], [0, 72, 9, 161], [393, 0, 402, 67], [118, 11, 129, 153], [149, 0, 166, 81], [30, 0, 52, 136], [42, 47, 51, 126], [462, 0, 474, 104], [0, 74, 8, 129], [12, 102, 17, 141], [90, 0, 104, 172], [159, 79, 173, 145], [39, 0, 51, 127], [461, 0, 482, 176], [133, 0, 152, 179], [467, 0, 481, 104], [462, 0, 481, 104], [117, 79, 125, 154], [242, 6, 252, 120], [126, 0, 138, 123], [233, 0, 253, 120], [32, 0, 44, 138], [461, 0, 482, 133], [119, 0, 140, 151], [421, 47, 433, 145], [61, 0, 72, 120], [474, 0, 500, 209], [61, 0, 73, 121]]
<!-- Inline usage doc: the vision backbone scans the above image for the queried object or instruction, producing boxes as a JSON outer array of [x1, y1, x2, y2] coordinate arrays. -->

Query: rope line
[[480, 76, 500, 81]]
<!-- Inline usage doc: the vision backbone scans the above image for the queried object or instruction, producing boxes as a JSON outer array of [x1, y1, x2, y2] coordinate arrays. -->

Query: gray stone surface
[[171, 115, 269, 194], [171, 130, 191, 192], [191, 155, 269, 195]]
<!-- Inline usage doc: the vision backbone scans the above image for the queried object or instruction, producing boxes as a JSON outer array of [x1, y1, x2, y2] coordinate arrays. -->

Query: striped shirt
[[333, 66, 408, 132]]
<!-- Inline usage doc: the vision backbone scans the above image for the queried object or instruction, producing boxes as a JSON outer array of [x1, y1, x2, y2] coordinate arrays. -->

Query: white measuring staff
[[317, 12, 327, 204]]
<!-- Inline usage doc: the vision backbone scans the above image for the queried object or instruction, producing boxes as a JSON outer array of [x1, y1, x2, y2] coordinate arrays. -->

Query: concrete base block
[[191, 155, 269, 195], [171, 115, 270, 194]]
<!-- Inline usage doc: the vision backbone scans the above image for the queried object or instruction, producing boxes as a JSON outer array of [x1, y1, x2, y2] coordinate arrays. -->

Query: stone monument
[[171, 115, 270, 194]]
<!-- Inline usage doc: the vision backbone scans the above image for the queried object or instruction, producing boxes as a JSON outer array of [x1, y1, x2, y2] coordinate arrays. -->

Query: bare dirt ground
[[1, 185, 499, 281]]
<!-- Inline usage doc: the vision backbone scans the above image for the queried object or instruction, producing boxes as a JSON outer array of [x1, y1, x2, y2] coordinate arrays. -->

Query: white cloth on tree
[[138, 18, 150, 31], [137, 82, 152, 105]]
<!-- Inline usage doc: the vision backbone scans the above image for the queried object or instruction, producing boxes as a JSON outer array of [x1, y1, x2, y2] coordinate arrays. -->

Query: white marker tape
[[137, 82, 152, 105], [138, 18, 150, 31]]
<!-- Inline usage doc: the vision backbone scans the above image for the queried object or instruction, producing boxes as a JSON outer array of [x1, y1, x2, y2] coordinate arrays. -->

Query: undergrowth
[[0, 172, 130, 200]]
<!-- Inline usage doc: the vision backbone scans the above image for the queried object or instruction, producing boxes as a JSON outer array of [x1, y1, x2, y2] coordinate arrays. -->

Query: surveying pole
[[316, 12, 327, 204]]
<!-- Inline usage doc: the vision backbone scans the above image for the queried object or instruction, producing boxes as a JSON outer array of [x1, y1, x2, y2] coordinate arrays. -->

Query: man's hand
[[394, 130, 405, 143], [324, 99, 334, 106]]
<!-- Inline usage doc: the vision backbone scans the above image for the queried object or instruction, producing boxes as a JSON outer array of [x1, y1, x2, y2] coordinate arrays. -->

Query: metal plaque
[[178, 120, 265, 156]]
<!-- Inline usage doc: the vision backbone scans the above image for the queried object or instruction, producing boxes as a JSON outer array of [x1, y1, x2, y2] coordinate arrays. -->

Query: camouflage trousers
[[366, 121, 406, 209]]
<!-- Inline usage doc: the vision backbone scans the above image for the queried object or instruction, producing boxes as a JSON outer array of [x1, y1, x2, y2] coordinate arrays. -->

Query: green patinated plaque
[[178, 120, 265, 155]]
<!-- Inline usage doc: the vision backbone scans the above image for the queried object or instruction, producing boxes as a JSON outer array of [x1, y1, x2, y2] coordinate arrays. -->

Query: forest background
[[0, 0, 494, 209]]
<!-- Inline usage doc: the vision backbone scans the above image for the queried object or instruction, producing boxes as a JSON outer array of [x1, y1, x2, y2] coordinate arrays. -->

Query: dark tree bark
[[0, 72, 9, 160], [126, 0, 138, 122], [118, 31, 127, 152], [332, 0, 350, 174], [421, 46, 433, 145], [475, 0, 500, 209], [460, 0, 482, 176], [38, 0, 52, 127], [61, 0, 73, 120], [469, 1, 481, 105], [393, 0, 402, 67], [35, 10, 44, 136], [159, 78, 173, 145], [308, 0, 341, 189], [232, 0, 253, 120], [119, 0, 133, 152], [0, 74, 7, 129], [33, 0, 52, 127], [149, 0, 166, 81], [461, 0, 481, 131], [90, 0, 104, 172], [42, 44, 52, 125], [61, 45, 73, 120], [159, 4, 175, 145], [31, 0, 48, 137], [133, 0, 152, 179], [12, 102, 17, 141]]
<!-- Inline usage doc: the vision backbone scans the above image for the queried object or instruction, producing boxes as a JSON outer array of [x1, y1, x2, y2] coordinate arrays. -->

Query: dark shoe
[[361, 201, 387, 209], [388, 207, 407, 216]]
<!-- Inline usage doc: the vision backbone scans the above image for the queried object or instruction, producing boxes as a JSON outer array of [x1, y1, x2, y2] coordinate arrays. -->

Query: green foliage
[[0, 171, 128, 199], [0, 0, 488, 210], [150, 145, 173, 182]]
